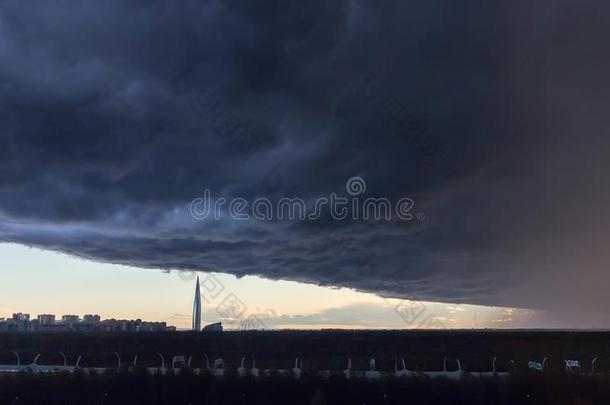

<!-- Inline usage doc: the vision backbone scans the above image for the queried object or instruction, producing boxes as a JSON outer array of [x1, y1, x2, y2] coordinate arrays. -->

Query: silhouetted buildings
[[12, 312, 29, 321], [37, 314, 55, 325], [0, 313, 175, 332], [83, 314, 101, 323], [62, 314, 80, 327]]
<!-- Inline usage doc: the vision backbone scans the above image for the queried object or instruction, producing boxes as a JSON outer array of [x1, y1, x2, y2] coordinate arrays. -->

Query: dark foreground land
[[1, 330, 610, 404], [2, 371, 610, 405]]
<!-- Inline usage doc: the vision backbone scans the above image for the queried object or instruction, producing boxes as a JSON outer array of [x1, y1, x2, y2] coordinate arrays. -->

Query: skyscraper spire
[[192, 276, 201, 331]]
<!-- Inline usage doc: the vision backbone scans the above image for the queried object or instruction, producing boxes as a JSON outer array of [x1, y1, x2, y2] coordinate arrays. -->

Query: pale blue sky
[[0, 243, 536, 329]]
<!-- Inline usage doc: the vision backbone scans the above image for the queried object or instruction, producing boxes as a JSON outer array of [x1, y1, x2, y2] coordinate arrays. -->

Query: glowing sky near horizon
[[0, 243, 536, 330]]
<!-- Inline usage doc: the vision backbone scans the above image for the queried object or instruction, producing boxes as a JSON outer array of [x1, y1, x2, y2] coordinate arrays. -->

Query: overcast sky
[[1, 1, 609, 328]]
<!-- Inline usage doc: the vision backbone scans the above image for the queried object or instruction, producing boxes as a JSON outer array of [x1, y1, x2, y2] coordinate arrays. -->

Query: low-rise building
[[202, 322, 223, 332]]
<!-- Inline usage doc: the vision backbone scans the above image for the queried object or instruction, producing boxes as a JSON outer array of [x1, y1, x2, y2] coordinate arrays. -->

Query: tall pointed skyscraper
[[192, 276, 202, 331]]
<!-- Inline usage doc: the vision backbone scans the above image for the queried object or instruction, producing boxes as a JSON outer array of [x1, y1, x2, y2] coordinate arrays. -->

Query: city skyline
[[0, 311, 172, 332], [1, 243, 541, 330]]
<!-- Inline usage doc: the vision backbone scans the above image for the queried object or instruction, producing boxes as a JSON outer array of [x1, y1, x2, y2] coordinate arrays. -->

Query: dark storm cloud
[[1, 0, 609, 325]]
